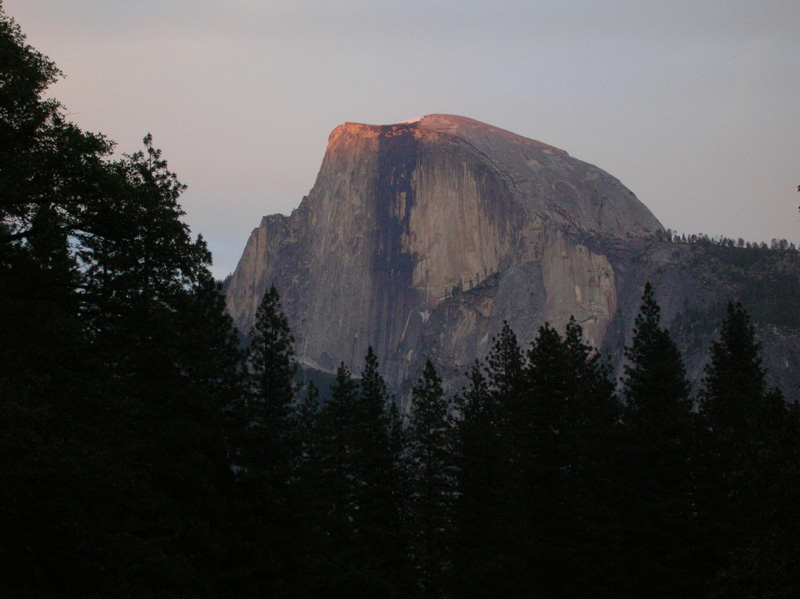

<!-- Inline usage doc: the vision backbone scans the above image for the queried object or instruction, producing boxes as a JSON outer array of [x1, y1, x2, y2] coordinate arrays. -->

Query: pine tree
[[356, 351, 397, 531], [312, 362, 365, 594], [310, 352, 410, 596], [388, 400, 406, 468], [292, 380, 320, 484], [358, 348, 393, 500], [386, 393, 412, 595], [243, 285, 297, 480], [356, 348, 410, 596], [483, 322, 526, 493], [319, 361, 359, 529], [617, 282, 701, 598], [456, 322, 544, 596], [1, 9, 242, 594], [406, 360, 457, 597], [452, 360, 515, 598], [280, 379, 329, 598], [523, 319, 619, 596], [247, 286, 297, 407], [699, 303, 800, 597], [700, 302, 767, 431], [623, 283, 692, 424], [231, 285, 300, 596], [561, 319, 620, 591], [485, 321, 525, 404]]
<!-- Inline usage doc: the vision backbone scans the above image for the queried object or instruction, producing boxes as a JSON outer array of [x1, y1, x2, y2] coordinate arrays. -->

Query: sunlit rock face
[[225, 115, 663, 388]]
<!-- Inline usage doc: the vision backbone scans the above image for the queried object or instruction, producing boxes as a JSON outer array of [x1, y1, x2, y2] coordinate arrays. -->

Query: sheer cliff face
[[226, 115, 663, 385]]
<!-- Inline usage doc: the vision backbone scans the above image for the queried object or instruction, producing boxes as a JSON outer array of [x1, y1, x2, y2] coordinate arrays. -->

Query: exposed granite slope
[[225, 115, 800, 402], [225, 114, 663, 388]]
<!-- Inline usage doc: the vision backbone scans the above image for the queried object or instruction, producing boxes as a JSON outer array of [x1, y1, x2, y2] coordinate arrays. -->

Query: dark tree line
[[448, 286, 799, 599], [2, 6, 799, 598], [1, 6, 242, 596], [231, 283, 799, 599]]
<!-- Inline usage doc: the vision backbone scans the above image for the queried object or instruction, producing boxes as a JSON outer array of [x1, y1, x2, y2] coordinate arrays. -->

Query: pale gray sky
[[6, 1, 800, 278]]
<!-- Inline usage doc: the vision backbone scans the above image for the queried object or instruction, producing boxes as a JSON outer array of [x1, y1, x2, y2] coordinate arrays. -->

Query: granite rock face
[[225, 115, 666, 389], [226, 115, 800, 402]]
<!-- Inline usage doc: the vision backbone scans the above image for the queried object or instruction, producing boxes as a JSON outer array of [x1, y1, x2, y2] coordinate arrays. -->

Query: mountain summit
[[226, 114, 663, 384], [225, 115, 798, 397]]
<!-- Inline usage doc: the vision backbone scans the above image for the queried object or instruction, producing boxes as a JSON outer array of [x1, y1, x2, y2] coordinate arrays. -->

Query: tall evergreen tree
[[312, 362, 368, 595], [282, 379, 328, 598], [318, 361, 360, 534], [232, 285, 300, 597], [291, 380, 320, 487], [560, 318, 620, 582], [406, 360, 457, 597], [699, 303, 800, 597], [358, 347, 393, 500], [523, 319, 620, 597], [617, 282, 701, 598], [240, 285, 298, 480], [524, 322, 572, 583], [483, 322, 526, 494], [311, 352, 411, 596], [453, 360, 516, 598], [622, 283, 692, 423], [1, 8, 243, 595], [485, 321, 525, 406], [388, 399, 407, 468], [355, 347, 409, 595], [700, 302, 768, 430], [387, 390, 412, 596], [457, 322, 554, 596]]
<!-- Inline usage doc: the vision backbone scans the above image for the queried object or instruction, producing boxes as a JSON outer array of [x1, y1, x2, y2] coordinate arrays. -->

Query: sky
[[5, 0, 800, 278]]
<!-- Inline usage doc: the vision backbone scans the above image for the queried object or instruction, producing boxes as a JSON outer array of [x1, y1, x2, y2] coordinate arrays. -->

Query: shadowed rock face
[[225, 114, 666, 389]]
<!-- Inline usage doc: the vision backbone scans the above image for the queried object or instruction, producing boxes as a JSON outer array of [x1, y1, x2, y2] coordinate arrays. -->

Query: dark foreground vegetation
[[2, 6, 798, 598]]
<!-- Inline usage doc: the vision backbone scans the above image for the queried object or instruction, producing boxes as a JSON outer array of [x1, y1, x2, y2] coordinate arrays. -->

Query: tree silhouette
[[617, 282, 701, 598], [700, 303, 800, 597], [406, 360, 456, 597]]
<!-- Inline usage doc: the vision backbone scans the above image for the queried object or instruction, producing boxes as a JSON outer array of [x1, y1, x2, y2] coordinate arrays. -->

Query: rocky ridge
[[225, 115, 800, 400]]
